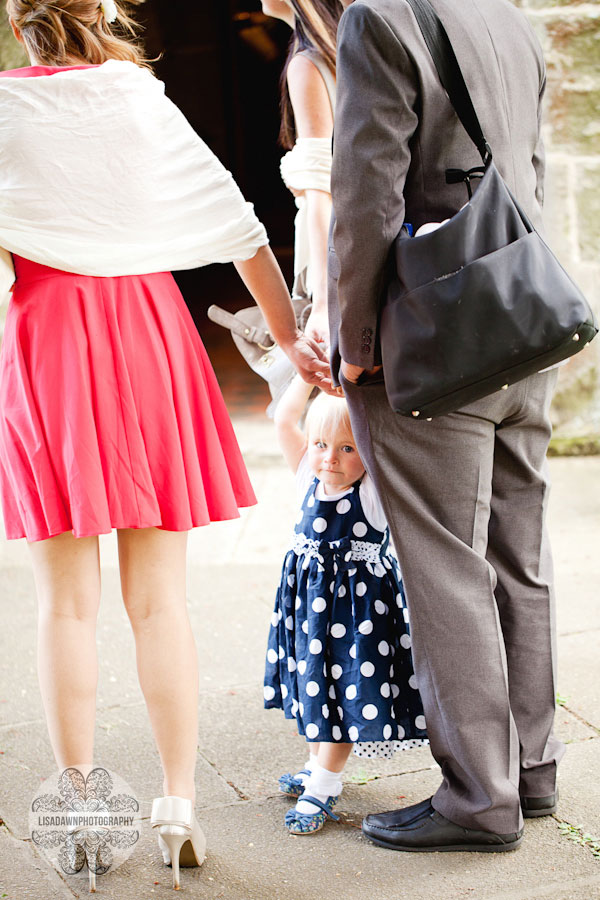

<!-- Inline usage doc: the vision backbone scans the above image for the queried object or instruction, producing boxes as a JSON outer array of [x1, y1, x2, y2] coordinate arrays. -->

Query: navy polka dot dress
[[264, 474, 428, 753]]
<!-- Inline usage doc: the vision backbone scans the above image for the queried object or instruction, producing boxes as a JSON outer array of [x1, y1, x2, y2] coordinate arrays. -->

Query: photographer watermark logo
[[29, 766, 141, 887]]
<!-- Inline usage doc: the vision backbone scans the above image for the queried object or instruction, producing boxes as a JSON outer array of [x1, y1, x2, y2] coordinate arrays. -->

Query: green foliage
[[0, 12, 28, 71], [557, 821, 600, 860]]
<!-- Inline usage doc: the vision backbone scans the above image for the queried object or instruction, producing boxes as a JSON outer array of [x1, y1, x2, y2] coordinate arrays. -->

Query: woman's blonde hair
[[304, 392, 354, 442], [6, 0, 150, 68]]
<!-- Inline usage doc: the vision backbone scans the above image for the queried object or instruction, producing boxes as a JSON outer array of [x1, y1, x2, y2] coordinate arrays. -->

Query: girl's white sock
[[295, 763, 343, 816], [298, 752, 319, 784]]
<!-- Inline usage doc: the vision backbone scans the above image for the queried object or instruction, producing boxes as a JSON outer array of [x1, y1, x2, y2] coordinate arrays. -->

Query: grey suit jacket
[[329, 0, 546, 379]]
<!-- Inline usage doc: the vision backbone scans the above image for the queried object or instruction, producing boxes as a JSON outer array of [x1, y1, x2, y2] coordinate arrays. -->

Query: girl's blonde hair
[[6, 0, 150, 68], [304, 392, 354, 442]]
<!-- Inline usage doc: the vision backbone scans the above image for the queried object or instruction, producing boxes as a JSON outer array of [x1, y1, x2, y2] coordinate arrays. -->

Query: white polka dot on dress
[[264, 686, 275, 701], [331, 664, 343, 680], [306, 681, 320, 697], [278, 645, 285, 659], [362, 704, 378, 720], [309, 639, 322, 654], [297, 660, 307, 675], [415, 715, 427, 729], [358, 619, 373, 635], [313, 517, 328, 533], [266, 649, 277, 664], [380, 682, 391, 698], [338, 584, 347, 598], [349, 643, 357, 659], [322, 704, 329, 718], [337, 706, 344, 720], [307, 494, 315, 508], [329, 685, 336, 700], [356, 582, 367, 597], [353, 522, 368, 538], [345, 684, 357, 700], [306, 723, 319, 739], [383, 724, 392, 740], [400, 634, 412, 649], [360, 661, 375, 677], [348, 725, 359, 741], [302, 620, 308, 634], [337, 498, 351, 514], [374, 563, 386, 578], [312, 596, 326, 613], [348, 567, 357, 577], [281, 684, 288, 699], [331, 623, 346, 638], [374, 600, 386, 615], [392, 684, 400, 698], [409, 674, 418, 689], [271, 612, 278, 627], [378, 641, 390, 656], [288, 657, 297, 672], [285, 616, 293, 630], [332, 725, 342, 741]]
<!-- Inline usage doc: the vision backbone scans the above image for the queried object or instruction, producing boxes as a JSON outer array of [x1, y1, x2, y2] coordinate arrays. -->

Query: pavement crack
[[197, 750, 250, 801], [563, 704, 600, 736]]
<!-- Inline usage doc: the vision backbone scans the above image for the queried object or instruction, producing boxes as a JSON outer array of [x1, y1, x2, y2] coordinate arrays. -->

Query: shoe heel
[[89, 868, 96, 893], [157, 827, 189, 890]]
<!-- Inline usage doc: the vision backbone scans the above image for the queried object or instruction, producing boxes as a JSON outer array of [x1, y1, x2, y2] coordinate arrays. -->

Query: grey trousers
[[343, 369, 565, 834]]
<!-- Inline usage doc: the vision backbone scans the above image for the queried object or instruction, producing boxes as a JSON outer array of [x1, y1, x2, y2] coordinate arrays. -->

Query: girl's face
[[307, 426, 366, 494], [260, 0, 295, 26]]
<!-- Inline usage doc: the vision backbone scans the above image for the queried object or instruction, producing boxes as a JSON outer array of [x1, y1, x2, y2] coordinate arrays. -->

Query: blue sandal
[[285, 795, 340, 835], [278, 769, 310, 798]]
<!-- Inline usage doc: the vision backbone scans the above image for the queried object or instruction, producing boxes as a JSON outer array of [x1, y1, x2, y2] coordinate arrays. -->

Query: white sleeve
[[295, 452, 315, 503], [359, 474, 388, 532]]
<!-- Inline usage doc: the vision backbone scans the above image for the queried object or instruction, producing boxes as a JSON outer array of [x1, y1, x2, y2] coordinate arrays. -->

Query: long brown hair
[[279, 0, 343, 149], [6, 0, 150, 68]]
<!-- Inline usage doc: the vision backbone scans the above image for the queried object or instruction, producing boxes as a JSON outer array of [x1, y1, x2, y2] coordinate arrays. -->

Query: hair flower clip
[[100, 0, 118, 23]]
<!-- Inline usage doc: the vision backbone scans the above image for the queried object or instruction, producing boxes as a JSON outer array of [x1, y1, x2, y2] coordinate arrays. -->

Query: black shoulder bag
[[380, 0, 597, 418]]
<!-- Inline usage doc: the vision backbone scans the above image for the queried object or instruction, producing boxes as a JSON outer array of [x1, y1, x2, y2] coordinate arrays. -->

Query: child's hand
[[304, 306, 330, 349]]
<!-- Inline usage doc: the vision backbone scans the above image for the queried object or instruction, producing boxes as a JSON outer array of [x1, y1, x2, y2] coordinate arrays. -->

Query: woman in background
[[261, 0, 342, 347]]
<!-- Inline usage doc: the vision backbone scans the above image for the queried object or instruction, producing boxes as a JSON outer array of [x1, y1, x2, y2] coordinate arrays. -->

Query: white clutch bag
[[0, 248, 15, 307]]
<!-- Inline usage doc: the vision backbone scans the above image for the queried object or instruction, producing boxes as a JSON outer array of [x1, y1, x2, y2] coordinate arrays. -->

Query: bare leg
[[317, 742, 353, 774], [118, 528, 197, 802], [29, 533, 101, 768]]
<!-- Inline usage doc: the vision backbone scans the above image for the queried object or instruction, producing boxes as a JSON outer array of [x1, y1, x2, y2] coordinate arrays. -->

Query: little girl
[[264, 376, 428, 835]]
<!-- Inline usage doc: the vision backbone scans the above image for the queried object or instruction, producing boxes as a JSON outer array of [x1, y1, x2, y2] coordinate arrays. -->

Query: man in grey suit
[[329, 0, 564, 852]]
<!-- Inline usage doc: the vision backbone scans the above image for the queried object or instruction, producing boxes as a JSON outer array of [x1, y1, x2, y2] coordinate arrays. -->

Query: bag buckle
[[445, 165, 486, 200]]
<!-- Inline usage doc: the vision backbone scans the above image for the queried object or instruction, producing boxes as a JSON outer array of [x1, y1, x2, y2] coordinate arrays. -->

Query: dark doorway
[[140, 1, 295, 328]]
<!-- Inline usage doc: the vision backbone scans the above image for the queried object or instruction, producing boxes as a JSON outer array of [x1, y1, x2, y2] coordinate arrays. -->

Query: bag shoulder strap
[[405, 0, 491, 163]]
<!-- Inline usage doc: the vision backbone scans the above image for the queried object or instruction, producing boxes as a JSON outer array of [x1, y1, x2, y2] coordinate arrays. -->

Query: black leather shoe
[[363, 797, 434, 829], [362, 802, 523, 853], [521, 791, 558, 818]]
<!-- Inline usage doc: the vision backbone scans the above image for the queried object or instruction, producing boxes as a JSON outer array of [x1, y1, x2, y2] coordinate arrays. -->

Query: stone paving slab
[[555, 737, 600, 834], [558, 632, 600, 731], [0, 825, 75, 900], [0, 706, 240, 840]]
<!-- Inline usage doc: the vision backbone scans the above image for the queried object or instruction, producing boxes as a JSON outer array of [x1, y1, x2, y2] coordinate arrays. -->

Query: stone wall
[[515, 0, 600, 442]]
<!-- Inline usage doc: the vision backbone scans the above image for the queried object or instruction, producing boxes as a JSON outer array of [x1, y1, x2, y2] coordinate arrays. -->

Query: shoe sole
[[364, 833, 523, 853], [522, 805, 557, 818]]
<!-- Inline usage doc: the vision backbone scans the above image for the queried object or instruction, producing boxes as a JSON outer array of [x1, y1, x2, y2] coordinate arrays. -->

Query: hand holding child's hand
[[282, 332, 336, 394]]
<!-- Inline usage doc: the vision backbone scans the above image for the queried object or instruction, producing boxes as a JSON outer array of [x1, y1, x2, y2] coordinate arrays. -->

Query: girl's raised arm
[[273, 375, 314, 473]]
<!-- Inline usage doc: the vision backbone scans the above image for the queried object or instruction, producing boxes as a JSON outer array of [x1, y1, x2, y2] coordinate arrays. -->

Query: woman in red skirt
[[0, 0, 331, 887]]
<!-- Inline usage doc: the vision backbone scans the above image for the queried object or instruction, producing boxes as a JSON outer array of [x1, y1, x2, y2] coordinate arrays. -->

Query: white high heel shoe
[[151, 796, 206, 890]]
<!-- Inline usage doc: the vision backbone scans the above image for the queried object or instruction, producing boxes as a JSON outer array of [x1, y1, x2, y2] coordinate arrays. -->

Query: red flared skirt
[[0, 256, 256, 541]]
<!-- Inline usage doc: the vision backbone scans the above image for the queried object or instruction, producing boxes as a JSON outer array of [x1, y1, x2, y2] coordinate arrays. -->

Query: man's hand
[[282, 332, 336, 394], [340, 360, 383, 385]]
